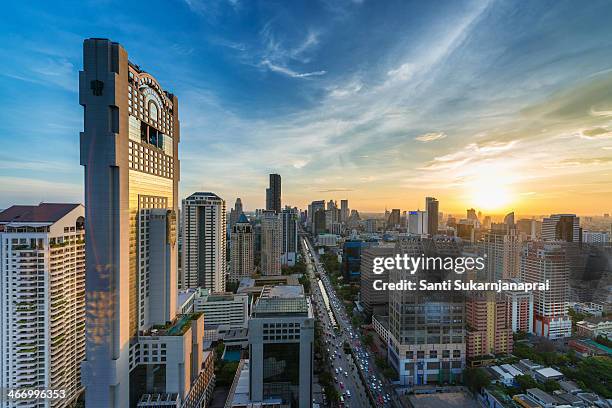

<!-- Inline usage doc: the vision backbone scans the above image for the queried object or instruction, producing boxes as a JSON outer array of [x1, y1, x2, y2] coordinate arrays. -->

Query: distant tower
[[261, 210, 282, 275], [229, 197, 244, 229], [425, 197, 439, 236], [230, 213, 254, 282], [340, 199, 349, 223], [267, 174, 281, 213], [281, 207, 298, 266]]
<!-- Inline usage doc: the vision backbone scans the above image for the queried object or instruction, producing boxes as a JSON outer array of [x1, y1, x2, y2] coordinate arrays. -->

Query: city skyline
[[2, 1, 612, 214]]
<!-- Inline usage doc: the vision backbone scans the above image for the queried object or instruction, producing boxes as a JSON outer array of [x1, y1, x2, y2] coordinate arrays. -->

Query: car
[[339, 382, 344, 389], [346, 390, 351, 398]]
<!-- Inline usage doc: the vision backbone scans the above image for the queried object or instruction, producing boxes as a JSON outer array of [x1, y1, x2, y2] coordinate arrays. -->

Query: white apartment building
[[407, 210, 428, 235], [182, 192, 227, 291], [0, 203, 85, 407], [583, 230, 610, 244], [193, 288, 249, 329], [521, 242, 572, 339]]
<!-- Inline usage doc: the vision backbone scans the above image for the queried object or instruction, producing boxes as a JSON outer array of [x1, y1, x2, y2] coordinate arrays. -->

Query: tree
[[463, 368, 491, 393], [363, 333, 374, 347], [515, 374, 538, 392], [543, 380, 560, 393]]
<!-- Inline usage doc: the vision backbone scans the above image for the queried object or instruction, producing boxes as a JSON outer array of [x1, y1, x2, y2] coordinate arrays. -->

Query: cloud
[[415, 132, 447, 143], [318, 188, 354, 193], [387, 63, 416, 81], [578, 127, 612, 140], [260, 59, 326, 78]]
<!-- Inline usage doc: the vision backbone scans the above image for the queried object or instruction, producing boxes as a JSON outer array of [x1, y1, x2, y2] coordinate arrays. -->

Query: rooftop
[[535, 367, 563, 378], [0, 203, 81, 224], [148, 313, 202, 336], [253, 285, 311, 316]]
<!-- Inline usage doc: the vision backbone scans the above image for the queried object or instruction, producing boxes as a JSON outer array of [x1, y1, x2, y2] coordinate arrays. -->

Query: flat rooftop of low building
[[535, 367, 563, 378], [264, 285, 304, 298], [527, 388, 558, 404], [254, 286, 310, 316]]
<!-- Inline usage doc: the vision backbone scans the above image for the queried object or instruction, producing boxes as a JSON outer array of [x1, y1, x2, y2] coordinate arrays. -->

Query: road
[[302, 237, 394, 408]]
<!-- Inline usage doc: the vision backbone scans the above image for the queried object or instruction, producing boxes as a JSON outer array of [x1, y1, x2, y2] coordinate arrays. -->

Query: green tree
[[463, 368, 491, 393], [515, 374, 538, 392]]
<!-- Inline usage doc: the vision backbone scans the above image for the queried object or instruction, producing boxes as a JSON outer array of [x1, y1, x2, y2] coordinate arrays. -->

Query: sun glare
[[470, 184, 512, 211]]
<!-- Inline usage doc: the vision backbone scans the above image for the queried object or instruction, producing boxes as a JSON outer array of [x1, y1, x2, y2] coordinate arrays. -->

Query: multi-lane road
[[302, 237, 394, 408]]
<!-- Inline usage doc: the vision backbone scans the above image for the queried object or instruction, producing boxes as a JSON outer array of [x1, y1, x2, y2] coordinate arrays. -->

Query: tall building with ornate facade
[[80, 38, 213, 408]]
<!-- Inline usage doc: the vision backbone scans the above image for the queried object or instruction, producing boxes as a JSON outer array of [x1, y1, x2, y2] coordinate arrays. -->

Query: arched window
[[149, 101, 159, 122]]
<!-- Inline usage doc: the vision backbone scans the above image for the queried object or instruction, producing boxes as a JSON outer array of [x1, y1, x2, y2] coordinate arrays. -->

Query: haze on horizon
[[1, 0, 612, 215]]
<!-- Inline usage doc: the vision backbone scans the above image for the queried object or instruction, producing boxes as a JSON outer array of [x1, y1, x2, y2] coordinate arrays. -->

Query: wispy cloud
[[415, 132, 447, 143]]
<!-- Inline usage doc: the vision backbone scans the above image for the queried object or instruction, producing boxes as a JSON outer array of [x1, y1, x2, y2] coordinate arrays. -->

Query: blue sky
[[2, 0, 612, 214]]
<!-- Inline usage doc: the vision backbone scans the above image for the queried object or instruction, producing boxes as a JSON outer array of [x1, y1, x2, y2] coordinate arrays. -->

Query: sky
[[1, 0, 612, 215]]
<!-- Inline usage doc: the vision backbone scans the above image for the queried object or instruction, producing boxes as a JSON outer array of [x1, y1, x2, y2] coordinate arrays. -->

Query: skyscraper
[[521, 242, 572, 339], [426, 197, 439, 236], [261, 210, 282, 275], [80, 39, 213, 407], [229, 197, 244, 229], [182, 192, 227, 291], [340, 199, 349, 223], [230, 213, 254, 282], [281, 207, 298, 266], [313, 208, 326, 235], [308, 200, 325, 232], [248, 285, 314, 407], [542, 214, 580, 243], [388, 236, 465, 385], [481, 225, 523, 281], [387, 208, 401, 229], [266, 173, 281, 213], [0, 204, 85, 408], [408, 210, 428, 235]]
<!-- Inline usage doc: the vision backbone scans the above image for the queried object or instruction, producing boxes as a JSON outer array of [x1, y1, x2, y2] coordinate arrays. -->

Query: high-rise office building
[[360, 244, 396, 316], [481, 225, 523, 281], [229, 197, 244, 229], [426, 197, 439, 236], [266, 174, 281, 213], [340, 199, 349, 223], [182, 192, 227, 291], [0, 204, 85, 408], [80, 39, 212, 407], [542, 214, 580, 243], [248, 285, 314, 407], [313, 208, 327, 235], [517, 218, 541, 240], [408, 210, 428, 235], [466, 208, 478, 222], [261, 210, 282, 276], [281, 207, 298, 266], [230, 213, 254, 282], [308, 200, 325, 232], [465, 292, 513, 358], [388, 236, 465, 385], [521, 242, 572, 339], [387, 209, 401, 229]]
